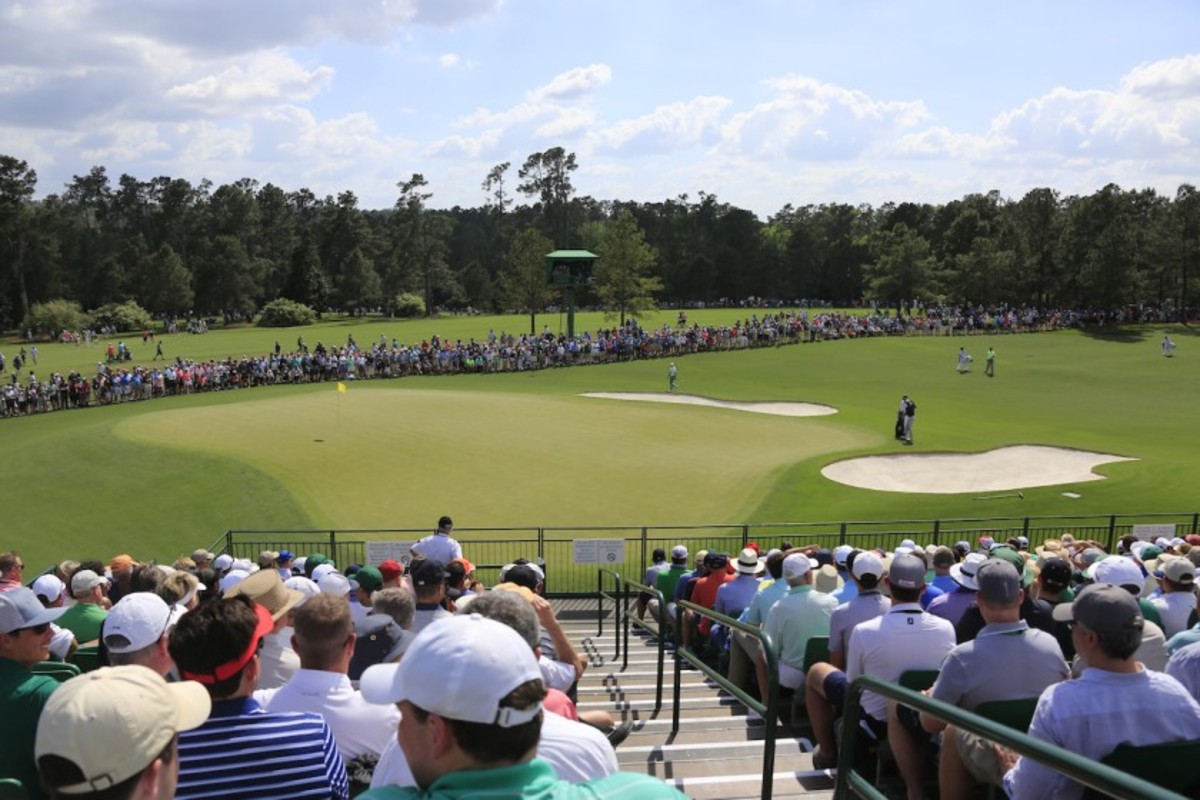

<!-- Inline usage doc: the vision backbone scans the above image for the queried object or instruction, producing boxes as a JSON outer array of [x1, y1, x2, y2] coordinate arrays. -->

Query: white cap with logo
[[361, 614, 543, 727]]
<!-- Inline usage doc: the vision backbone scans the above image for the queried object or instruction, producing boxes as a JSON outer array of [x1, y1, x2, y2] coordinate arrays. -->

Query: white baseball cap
[[1088, 556, 1146, 592], [31, 574, 66, 604], [0, 588, 67, 635], [284, 576, 321, 604], [851, 551, 884, 580], [833, 545, 854, 567], [104, 593, 173, 654], [311, 563, 339, 582], [671, 545, 688, 560], [782, 553, 818, 579], [213, 554, 234, 571], [361, 614, 543, 727], [950, 553, 988, 591], [35, 666, 210, 794], [218, 569, 250, 594], [318, 572, 352, 596]]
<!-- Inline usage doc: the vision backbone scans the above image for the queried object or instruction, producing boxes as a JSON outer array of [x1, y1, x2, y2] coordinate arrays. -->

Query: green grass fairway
[[2, 319, 1198, 570]]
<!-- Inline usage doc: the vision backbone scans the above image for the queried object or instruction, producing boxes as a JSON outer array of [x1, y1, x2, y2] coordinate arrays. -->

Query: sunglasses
[[19, 622, 51, 635]]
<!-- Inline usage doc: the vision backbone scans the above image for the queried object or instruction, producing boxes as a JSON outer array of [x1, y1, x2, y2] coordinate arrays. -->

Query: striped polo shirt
[[176, 696, 349, 800]]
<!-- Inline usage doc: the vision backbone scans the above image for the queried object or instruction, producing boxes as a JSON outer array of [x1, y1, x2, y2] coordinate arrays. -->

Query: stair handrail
[[675, 599, 781, 800], [596, 568, 622, 662], [836, 674, 1190, 800], [622, 577, 668, 710]]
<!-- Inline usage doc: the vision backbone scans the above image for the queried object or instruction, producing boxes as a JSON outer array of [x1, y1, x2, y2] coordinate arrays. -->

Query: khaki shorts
[[951, 728, 1005, 786]]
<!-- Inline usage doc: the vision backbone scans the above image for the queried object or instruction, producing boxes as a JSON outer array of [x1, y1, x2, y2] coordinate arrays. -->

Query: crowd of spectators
[[0, 517, 682, 800], [644, 530, 1200, 799], [0, 301, 1158, 420]]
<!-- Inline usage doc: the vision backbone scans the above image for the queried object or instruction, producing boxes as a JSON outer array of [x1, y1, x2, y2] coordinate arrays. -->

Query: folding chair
[[31, 661, 81, 682], [1081, 739, 1200, 799]]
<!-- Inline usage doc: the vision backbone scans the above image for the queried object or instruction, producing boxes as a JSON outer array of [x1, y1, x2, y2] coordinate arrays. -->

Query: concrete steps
[[551, 600, 835, 799]]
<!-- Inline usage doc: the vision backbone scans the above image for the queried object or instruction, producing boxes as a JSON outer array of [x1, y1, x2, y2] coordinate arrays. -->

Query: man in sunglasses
[[0, 586, 68, 798]]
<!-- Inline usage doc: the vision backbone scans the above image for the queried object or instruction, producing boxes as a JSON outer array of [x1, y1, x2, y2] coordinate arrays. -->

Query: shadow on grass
[[1078, 327, 1151, 344]]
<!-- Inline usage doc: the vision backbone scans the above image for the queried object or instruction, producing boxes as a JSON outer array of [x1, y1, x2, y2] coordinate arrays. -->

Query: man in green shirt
[[358, 614, 687, 799], [1, 587, 67, 799], [56, 570, 108, 644]]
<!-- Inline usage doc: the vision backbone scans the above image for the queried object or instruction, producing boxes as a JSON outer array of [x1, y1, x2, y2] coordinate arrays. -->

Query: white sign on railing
[[365, 541, 415, 566], [573, 539, 624, 565], [1131, 523, 1176, 542]]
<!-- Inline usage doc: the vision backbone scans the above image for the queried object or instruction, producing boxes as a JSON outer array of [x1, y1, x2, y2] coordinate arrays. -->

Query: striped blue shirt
[[177, 697, 349, 800]]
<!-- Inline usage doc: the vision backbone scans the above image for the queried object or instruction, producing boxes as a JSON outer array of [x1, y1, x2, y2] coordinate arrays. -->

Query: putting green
[[117, 387, 871, 529]]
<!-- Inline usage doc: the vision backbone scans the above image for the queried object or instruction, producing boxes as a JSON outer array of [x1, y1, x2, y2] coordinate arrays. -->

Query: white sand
[[581, 392, 838, 417], [821, 445, 1137, 494]]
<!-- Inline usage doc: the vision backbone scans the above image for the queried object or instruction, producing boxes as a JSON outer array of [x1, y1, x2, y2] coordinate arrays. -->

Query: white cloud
[[1121, 53, 1200, 101], [593, 96, 730, 154], [167, 52, 333, 115], [528, 64, 612, 103], [438, 52, 460, 68]]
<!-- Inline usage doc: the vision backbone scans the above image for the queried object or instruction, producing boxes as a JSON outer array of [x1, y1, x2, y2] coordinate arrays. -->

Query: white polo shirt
[[411, 532, 462, 564], [265, 669, 400, 761], [846, 602, 956, 721]]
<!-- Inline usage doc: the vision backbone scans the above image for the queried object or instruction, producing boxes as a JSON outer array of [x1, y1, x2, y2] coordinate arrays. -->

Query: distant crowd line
[[0, 302, 1179, 419]]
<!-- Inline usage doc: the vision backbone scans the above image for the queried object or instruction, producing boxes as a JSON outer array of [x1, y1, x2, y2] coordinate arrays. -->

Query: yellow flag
[[337, 382, 347, 394]]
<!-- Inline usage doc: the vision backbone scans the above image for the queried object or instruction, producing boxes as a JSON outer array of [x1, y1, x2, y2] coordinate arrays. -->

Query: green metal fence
[[218, 511, 1200, 595]]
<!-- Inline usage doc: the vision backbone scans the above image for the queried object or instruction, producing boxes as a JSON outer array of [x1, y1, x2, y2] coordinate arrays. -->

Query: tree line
[[1, 148, 1197, 333]]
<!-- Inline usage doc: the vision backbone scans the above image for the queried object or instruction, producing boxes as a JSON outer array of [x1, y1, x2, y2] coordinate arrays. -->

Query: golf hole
[[820, 445, 1136, 495]]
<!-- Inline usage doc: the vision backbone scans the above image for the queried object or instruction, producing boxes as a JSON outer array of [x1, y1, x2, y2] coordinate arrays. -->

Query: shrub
[[90, 301, 155, 333], [394, 292, 425, 318], [23, 299, 87, 337], [258, 298, 317, 327]]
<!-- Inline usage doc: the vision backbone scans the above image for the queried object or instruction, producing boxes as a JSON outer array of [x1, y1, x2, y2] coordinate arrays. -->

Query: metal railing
[[220, 511, 1200, 595], [597, 569, 621, 663], [674, 599, 781, 800], [621, 578, 669, 709], [836, 675, 1191, 800]]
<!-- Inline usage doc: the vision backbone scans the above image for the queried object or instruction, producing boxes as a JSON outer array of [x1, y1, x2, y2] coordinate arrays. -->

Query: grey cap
[[887, 554, 928, 590], [976, 560, 1021, 605], [0, 588, 67, 635], [1052, 583, 1144, 639]]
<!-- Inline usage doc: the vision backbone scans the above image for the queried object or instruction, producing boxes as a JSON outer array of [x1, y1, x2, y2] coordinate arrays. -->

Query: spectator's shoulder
[[581, 771, 689, 798]]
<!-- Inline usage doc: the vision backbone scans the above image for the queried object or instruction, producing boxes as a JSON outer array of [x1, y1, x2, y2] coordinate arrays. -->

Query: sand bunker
[[582, 392, 837, 417], [821, 445, 1137, 494]]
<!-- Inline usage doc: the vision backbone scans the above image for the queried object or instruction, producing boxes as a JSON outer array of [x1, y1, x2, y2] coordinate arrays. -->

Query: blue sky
[[2, 0, 1198, 217]]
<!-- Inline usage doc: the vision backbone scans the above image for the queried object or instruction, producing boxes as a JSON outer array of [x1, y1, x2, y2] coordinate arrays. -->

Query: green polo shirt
[[654, 565, 689, 601], [55, 603, 107, 644], [0, 657, 58, 800], [360, 757, 686, 799]]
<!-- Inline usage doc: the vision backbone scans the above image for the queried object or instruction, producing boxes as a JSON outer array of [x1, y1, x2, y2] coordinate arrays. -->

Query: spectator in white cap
[[828, 550, 889, 671], [927, 552, 986, 627], [103, 592, 176, 678], [1078, 555, 1169, 673], [224, 569, 305, 691], [312, 562, 340, 583], [35, 665, 211, 800], [714, 548, 763, 623], [358, 614, 686, 799], [758, 551, 837, 697], [647, 545, 690, 625], [1151, 557, 1197, 638], [830, 544, 859, 603], [218, 569, 249, 595], [32, 574, 77, 662], [266, 594, 402, 790], [728, 550, 788, 696], [1, 587, 69, 799], [212, 554, 233, 574], [58, 569, 109, 644], [804, 554, 955, 770]]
